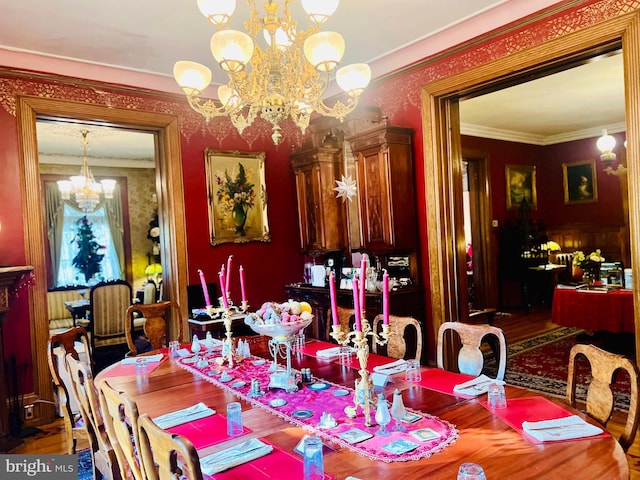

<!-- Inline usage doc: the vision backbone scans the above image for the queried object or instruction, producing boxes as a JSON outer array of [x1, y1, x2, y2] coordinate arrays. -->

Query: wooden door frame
[[422, 12, 640, 362], [17, 97, 189, 425]]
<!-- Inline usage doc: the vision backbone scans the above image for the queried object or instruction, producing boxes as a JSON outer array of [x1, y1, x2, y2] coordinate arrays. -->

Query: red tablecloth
[[551, 287, 634, 333]]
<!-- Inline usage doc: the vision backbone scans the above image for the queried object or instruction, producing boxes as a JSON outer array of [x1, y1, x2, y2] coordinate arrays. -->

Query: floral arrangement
[[215, 163, 256, 234], [573, 249, 605, 272]]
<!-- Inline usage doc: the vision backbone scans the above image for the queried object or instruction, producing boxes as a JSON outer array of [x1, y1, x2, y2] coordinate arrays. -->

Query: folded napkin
[[121, 353, 164, 365], [453, 374, 504, 396], [522, 415, 603, 442], [153, 402, 215, 429], [373, 359, 407, 374], [316, 346, 354, 359], [200, 438, 273, 475]]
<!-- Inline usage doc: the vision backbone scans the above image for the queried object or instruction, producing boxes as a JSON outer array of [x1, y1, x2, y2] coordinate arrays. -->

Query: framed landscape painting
[[205, 149, 271, 245], [505, 164, 537, 210], [562, 160, 598, 204]]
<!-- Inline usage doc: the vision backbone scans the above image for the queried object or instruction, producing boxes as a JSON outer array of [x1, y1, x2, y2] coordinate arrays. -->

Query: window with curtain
[[56, 203, 122, 286]]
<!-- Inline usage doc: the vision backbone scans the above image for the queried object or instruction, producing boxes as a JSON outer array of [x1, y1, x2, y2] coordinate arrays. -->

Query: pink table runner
[[207, 441, 334, 480], [168, 414, 252, 450], [416, 369, 476, 399], [176, 351, 458, 463], [480, 396, 610, 444], [99, 355, 166, 378]]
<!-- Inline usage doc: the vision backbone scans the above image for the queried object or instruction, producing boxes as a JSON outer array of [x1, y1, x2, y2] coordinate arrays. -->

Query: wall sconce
[[597, 129, 627, 176]]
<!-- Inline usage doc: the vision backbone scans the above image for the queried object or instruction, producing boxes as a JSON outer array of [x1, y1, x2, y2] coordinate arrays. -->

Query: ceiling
[[2, 0, 625, 156]]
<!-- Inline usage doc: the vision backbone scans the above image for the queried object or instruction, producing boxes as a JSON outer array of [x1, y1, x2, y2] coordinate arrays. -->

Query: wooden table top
[[96, 338, 629, 479]]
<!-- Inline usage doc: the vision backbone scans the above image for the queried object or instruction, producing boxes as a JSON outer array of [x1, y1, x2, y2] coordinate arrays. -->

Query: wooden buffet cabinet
[[347, 122, 415, 251]]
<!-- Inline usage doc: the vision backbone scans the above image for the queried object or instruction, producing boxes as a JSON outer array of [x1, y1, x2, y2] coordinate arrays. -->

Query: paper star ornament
[[334, 175, 357, 201]]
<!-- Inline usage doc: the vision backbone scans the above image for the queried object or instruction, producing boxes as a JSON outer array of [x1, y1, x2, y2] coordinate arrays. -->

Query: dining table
[[95, 336, 629, 479]]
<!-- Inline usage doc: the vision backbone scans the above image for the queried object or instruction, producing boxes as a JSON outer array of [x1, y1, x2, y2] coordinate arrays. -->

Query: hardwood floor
[[10, 308, 640, 478]]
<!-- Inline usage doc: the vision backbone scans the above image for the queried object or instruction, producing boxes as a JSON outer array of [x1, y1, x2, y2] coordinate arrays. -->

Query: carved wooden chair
[[567, 343, 640, 451], [326, 307, 356, 343], [47, 327, 92, 454], [125, 300, 180, 355], [66, 355, 121, 480], [372, 314, 423, 360], [98, 380, 146, 480], [137, 413, 204, 480], [90, 280, 133, 350], [437, 322, 507, 380]]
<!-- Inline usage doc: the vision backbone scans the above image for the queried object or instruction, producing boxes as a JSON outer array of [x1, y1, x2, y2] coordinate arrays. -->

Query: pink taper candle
[[198, 269, 211, 306], [239, 265, 247, 303], [329, 271, 339, 326], [382, 269, 390, 325], [218, 271, 229, 309], [226, 255, 233, 297], [353, 277, 362, 332], [360, 254, 367, 315]]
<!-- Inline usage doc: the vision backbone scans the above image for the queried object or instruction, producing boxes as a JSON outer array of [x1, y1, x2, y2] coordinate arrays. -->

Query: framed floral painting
[[205, 149, 271, 245]]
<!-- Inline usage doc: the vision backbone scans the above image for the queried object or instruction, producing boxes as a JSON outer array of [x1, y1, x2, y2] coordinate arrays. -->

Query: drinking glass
[[168, 340, 180, 361], [457, 463, 486, 480], [226, 402, 243, 436], [487, 382, 507, 409], [135, 357, 148, 376], [303, 436, 324, 480], [404, 359, 422, 382]]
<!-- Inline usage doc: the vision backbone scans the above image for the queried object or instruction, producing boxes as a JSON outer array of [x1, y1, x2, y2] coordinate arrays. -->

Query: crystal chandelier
[[173, 0, 371, 145], [57, 130, 116, 212]]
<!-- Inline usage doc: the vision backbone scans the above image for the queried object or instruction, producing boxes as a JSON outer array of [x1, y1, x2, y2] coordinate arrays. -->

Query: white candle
[[329, 271, 339, 326], [239, 265, 247, 303], [353, 277, 362, 332], [218, 271, 229, 309], [382, 269, 390, 325], [198, 269, 211, 307]]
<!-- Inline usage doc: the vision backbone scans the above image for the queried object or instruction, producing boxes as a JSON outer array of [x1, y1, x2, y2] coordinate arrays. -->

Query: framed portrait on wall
[[505, 164, 537, 210], [205, 149, 271, 245], [562, 159, 598, 204]]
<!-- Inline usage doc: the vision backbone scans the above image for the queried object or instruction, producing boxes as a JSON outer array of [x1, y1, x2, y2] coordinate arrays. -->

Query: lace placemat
[[175, 350, 458, 463]]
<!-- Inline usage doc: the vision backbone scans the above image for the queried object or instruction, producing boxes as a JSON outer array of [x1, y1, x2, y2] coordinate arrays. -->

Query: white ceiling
[[3, 0, 624, 155]]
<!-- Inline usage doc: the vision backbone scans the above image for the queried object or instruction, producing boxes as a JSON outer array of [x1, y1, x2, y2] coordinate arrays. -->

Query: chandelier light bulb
[[197, 0, 236, 26], [301, 0, 340, 24], [211, 30, 254, 72], [173, 61, 212, 95], [304, 31, 345, 72], [336, 63, 371, 95], [596, 128, 617, 163]]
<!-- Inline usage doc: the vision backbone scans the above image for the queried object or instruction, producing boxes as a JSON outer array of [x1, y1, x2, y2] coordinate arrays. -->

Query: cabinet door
[[357, 147, 392, 247]]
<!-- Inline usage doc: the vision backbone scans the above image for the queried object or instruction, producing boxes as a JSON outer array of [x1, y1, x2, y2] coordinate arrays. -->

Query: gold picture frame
[[505, 164, 537, 210], [562, 159, 598, 204], [205, 149, 270, 245]]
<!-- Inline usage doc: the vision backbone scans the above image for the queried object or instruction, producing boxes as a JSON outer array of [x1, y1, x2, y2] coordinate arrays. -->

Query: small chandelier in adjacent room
[[173, 0, 371, 145], [57, 130, 116, 212], [596, 128, 627, 176]]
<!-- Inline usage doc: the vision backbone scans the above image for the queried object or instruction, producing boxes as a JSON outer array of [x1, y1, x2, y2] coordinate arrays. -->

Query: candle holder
[[341, 316, 391, 426], [206, 298, 249, 368]]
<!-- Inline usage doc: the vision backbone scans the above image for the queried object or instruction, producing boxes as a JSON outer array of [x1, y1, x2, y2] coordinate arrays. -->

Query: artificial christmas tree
[[72, 215, 104, 283]]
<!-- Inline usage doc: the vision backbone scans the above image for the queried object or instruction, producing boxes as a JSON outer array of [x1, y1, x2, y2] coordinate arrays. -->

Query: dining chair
[[90, 280, 133, 350], [437, 322, 507, 381], [372, 314, 423, 360], [98, 380, 146, 480], [66, 355, 121, 480], [137, 413, 204, 480], [567, 343, 640, 451], [326, 306, 356, 342], [46, 327, 92, 454], [125, 300, 180, 355]]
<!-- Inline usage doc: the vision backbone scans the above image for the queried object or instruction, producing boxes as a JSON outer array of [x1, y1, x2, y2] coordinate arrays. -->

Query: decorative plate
[[269, 399, 287, 407], [332, 389, 350, 397], [291, 409, 314, 419], [219, 375, 234, 383], [231, 381, 246, 388], [253, 359, 266, 366], [308, 382, 330, 391], [182, 357, 197, 364], [208, 369, 221, 376]]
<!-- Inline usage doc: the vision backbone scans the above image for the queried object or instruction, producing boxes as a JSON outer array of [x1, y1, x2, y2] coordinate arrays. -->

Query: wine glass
[[375, 394, 391, 437]]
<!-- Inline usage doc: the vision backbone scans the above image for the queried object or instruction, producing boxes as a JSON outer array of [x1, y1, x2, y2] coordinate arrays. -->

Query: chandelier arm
[[186, 95, 238, 121], [311, 96, 361, 121]]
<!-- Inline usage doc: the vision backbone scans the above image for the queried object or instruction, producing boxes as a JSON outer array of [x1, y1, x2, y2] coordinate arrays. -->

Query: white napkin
[[200, 438, 273, 475], [522, 415, 603, 442], [316, 346, 353, 359], [153, 402, 215, 429], [121, 353, 164, 365], [373, 359, 407, 374], [453, 374, 504, 396]]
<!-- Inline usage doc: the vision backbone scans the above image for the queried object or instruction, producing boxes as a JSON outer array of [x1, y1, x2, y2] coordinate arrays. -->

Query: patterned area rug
[[78, 449, 92, 480], [486, 327, 632, 411]]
